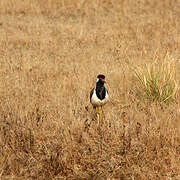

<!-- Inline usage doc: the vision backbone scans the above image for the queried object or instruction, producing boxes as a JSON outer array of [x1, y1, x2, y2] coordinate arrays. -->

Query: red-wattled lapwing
[[90, 74, 109, 122]]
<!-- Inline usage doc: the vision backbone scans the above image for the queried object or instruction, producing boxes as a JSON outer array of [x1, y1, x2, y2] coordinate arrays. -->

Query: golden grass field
[[0, 0, 180, 179]]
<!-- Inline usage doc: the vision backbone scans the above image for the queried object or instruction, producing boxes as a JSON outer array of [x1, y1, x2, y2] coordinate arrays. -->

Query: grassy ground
[[0, 0, 180, 179]]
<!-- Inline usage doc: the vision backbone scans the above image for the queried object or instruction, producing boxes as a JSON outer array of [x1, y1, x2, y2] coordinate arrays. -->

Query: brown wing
[[90, 88, 94, 103]]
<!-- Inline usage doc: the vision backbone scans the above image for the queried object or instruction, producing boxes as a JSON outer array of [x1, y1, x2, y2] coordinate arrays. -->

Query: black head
[[97, 74, 106, 84]]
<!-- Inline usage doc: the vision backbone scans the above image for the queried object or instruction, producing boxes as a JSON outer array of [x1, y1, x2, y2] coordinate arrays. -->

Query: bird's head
[[96, 74, 106, 84]]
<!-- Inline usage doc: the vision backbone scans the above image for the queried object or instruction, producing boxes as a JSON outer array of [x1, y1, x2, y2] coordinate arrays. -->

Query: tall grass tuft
[[132, 56, 178, 103]]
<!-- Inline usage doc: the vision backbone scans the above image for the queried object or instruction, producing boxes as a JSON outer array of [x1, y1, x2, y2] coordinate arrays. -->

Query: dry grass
[[0, 0, 180, 179], [132, 54, 178, 103]]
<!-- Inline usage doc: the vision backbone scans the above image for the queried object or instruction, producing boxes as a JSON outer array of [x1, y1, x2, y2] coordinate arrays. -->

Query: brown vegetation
[[0, 0, 180, 179]]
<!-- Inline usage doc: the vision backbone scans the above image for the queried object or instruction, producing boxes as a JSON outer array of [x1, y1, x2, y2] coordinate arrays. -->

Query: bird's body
[[90, 87, 109, 107], [90, 74, 109, 122]]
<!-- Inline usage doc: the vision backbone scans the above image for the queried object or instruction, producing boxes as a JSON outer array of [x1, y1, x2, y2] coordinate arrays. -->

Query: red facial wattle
[[100, 78, 105, 82]]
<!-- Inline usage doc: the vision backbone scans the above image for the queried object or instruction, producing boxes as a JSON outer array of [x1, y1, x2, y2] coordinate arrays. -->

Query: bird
[[90, 74, 109, 123]]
